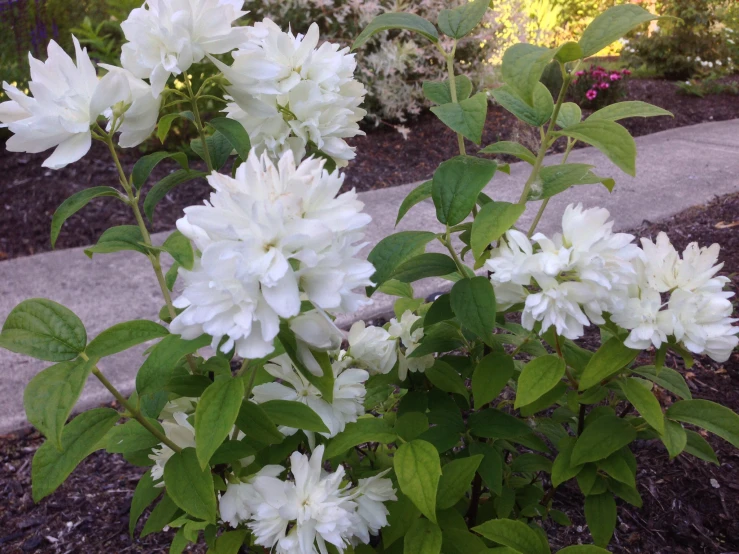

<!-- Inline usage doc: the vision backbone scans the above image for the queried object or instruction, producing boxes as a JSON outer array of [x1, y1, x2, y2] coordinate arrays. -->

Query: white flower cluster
[[219, 445, 396, 553], [217, 18, 366, 167], [388, 310, 435, 380], [485, 203, 738, 362], [170, 149, 375, 359]]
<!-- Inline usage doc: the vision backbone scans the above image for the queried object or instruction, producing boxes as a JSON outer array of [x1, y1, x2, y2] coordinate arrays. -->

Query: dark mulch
[[2, 77, 739, 260], [1, 193, 738, 553]]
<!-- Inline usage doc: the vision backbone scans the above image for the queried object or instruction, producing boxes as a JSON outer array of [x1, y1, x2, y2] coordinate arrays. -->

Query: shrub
[[570, 64, 630, 109], [2, 3, 739, 554]]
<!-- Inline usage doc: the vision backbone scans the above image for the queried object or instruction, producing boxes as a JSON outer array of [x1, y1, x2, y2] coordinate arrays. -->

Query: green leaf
[[597, 448, 635, 488], [551, 436, 581, 488], [86, 320, 168, 358], [163, 448, 217, 523], [556, 102, 582, 128], [391, 253, 458, 283], [161, 230, 194, 270], [423, 76, 473, 105], [683, 429, 719, 465], [353, 13, 439, 50], [555, 120, 637, 176], [156, 113, 181, 143], [436, 455, 483, 509], [208, 117, 251, 161], [632, 365, 692, 400], [377, 279, 414, 299], [383, 491, 421, 547], [437, 0, 489, 38], [129, 470, 161, 536], [469, 442, 503, 495], [432, 155, 498, 226], [136, 334, 211, 397], [479, 141, 537, 165], [608, 478, 642, 507], [579, 4, 661, 58], [618, 377, 664, 434], [141, 494, 180, 538], [235, 400, 284, 445], [0, 298, 87, 361], [260, 400, 330, 433], [666, 399, 739, 448], [84, 225, 148, 258], [430, 92, 488, 144], [396, 412, 430, 441], [396, 180, 432, 225], [473, 519, 549, 554], [515, 354, 566, 409], [450, 276, 496, 344], [32, 408, 120, 501], [472, 352, 514, 407], [195, 378, 245, 469], [587, 100, 672, 122], [661, 419, 687, 459], [492, 83, 553, 127], [105, 419, 164, 454], [367, 231, 436, 293], [511, 452, 553, 473], [278, 324, 334, 402], [554, 41, 583, 63], [502, 43, 556, 105], [579, 338, 638, 391], [557, 546, 611, 554], [571, 415, 637, 466], [132, 151, 188, 190], [144, 169, 207, 221], [425, 360, 469, 398], [24, 357, 96, 450], [405, 518, 442, 554], [528, 163, 599, 201], [191, 131, 233, 170], [208, 529, 248, 554], [470, 201, 525, 259], [394, 440, 442, 523], [468, 408, 531, 439], [424, 294, 454, 326], [50, 187, 121, 247], [584, 493, 616, 547], [442, 527, 488, 554]]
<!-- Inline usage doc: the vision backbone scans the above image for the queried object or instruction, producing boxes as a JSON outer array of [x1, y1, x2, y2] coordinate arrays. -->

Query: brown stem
[[466, 472, 483, 527]]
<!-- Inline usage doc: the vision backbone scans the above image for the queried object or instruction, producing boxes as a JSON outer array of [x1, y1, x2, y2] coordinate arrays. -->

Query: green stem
[[517, 63, 573, 204], [445, 43, 466, 156], [83, 353, 182, 453], [232, 359, 256, 440], [443, 226, 469, 278], [185, 75, 214, 172], [527, 138, 576, 237]]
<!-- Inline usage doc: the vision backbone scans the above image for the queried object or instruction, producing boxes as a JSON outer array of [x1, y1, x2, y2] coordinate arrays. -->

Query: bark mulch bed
[[1, 193, 738, 553], [2, 77, 739, 260]]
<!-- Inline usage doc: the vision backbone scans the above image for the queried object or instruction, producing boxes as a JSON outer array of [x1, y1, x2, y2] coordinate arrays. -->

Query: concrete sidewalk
[[2, 119, 739, 433]]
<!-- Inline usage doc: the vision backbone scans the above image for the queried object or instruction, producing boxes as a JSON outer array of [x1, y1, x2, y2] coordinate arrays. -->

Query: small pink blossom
[[622, 69, 632, 76], [599, 82, 610, 89], [609, 73, 621, 81], [575, 71, 585, 76], [586, 89, 598, 100]]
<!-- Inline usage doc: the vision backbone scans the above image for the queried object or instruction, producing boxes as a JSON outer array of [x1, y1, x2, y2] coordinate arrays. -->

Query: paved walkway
[[2, 119, 738, 433]]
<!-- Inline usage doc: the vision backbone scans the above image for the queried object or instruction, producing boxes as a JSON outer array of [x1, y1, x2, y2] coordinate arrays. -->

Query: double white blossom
[[347, 321, 398, 375], [219, 464, 286, 528], [120, 0, 249, 96], [170, 149, 374, 359], [217, 18, 366, 167], [388, 310, 435, 380], [251, 354, 368, 440]]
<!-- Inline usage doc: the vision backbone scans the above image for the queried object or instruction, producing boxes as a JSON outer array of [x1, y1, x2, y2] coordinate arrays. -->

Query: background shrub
[[570, 65, 630, 109]]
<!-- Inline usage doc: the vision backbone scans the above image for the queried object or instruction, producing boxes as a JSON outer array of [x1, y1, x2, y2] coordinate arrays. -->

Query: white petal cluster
[[611, 232, 738, 362], [170, 149, 374, 359], [218, 445, 395, 553], [0, 38, 100, 169], [251, 354, 368, 439], [388, 310, 434, 380], [347, 321, 398, 375], [217, 18, 366, 167], [486, 203, 642, 340], [120, 0, 249, 96]]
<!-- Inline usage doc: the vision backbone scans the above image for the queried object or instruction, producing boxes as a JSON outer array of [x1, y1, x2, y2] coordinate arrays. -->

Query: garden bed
[[1, 77, 739, 261], [1, 192, 738, 554]]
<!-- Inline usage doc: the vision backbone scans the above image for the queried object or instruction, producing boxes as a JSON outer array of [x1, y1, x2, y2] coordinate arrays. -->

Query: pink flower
[[622, 69, 632, 76], [610, 73, 621, 81], [586, 89, 598, 100], [599, 82, 610, 89], [575, 71, 585, 76]]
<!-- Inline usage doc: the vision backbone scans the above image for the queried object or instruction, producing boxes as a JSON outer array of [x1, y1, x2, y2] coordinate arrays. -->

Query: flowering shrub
[[569, 65, 630, 109], [1, 2, 738, 553]]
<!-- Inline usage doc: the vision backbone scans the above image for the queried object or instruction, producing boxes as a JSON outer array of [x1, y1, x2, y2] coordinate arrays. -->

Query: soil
[[1, 193, 739, 553], [1, 77, 739, 260]]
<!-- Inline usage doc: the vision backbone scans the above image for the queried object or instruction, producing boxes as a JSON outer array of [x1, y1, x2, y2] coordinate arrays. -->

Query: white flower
[[219, 465, 285, 528], [350, 469, 397, 544], [388, 310, 434, 380], [252, 354, 368, 438], [611, 285, 674, 350], [96, 65, 161, 147], [485, 230, 539, 286], [522, 281, 594, 340], [149, 412, 196, 482], [248, 445, 358, 553], [120, 0, 249, 97], [347, 321, 398, 375], [217, 18, 366, 167], [170, 149, 374, 359], [0, 37, 110, 169]]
